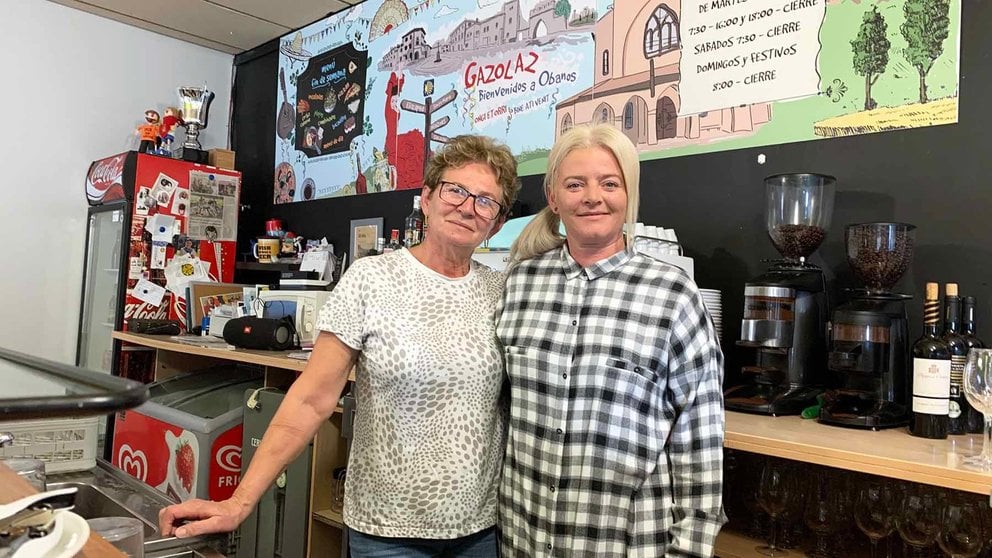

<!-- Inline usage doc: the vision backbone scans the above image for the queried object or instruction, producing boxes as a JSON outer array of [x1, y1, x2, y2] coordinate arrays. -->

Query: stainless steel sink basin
[[47, 481, 158, 538]]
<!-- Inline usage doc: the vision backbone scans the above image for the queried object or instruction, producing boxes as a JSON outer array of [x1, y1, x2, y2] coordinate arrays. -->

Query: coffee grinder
[[725, 173, 835, 415], [819, 222, 916, 429]]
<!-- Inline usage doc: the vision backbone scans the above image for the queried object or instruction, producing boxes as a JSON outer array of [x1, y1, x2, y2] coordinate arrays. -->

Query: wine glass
[[937, 496, 985, 558], [804, 470, 844, 558], [741, 453, 769, 539], [756, 459, 797, 556], [855, 478, 896, 558], [897, 484, 941, 558], [962, 348, 992, 471]]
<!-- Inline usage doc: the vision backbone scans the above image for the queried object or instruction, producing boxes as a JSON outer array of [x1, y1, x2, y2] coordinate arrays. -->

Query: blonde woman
[[497, 124, 726, 556]]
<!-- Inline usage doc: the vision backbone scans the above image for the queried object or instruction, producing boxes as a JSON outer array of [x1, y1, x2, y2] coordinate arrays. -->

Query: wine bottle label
[[950, 354, 966, 384], [912, 358, 951, 415]]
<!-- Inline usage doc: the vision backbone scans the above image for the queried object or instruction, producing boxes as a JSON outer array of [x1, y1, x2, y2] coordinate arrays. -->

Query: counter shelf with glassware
[[113, 333, 990, 556], [715, 412, 991, 558]]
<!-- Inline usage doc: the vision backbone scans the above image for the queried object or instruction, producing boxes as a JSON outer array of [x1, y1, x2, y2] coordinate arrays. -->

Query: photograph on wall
[[274, 0, 961, 202]]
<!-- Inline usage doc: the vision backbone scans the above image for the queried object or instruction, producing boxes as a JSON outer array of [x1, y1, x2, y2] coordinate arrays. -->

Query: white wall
[[0, 0, 233, 364]]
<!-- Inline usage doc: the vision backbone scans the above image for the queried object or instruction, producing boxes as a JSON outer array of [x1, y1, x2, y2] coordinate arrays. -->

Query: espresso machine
[[725, 173, 835, 415], [819, 222, 916, 429]]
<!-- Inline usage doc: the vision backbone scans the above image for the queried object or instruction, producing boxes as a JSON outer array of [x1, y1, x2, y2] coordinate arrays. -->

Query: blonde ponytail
[[509, 207, 564, 264]]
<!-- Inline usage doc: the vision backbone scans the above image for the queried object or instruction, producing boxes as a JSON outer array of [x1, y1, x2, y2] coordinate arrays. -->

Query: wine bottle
[[962, 295, 985, 433], [403, 195, 424, 247], [942, 283, 970, 435], [910, 282, 951, 439]]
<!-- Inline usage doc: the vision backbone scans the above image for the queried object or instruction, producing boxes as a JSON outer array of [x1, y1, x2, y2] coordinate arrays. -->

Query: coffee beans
[[847, 227, 914, 291], [769, 224, 826, 260]]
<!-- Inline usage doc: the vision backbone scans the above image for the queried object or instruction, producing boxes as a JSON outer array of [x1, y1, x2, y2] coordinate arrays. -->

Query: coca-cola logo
[[86, 154, 126, 203], [124, 301, 169, 321]]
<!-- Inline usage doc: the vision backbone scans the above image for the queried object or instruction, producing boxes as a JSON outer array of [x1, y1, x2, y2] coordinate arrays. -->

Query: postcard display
[[82, 151, 241, 382]]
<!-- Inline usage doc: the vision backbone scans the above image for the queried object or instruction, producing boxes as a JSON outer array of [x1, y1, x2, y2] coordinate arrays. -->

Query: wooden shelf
[[713, 529, 806, 558], [726, 411, 992, 495], [113, 331, 308, 371], [313, 508, 345, 529], [715, 530, 808, 558]]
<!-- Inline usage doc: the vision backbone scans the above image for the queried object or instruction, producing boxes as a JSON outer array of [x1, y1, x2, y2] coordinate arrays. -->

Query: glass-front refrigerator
[[77, 205, 127, 373]]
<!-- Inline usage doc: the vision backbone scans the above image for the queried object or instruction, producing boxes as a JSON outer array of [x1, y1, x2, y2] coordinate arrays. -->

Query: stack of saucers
[[699, 288, 722, 339]]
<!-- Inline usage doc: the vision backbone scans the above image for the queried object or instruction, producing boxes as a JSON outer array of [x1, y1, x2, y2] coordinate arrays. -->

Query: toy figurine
[[159, 107, 183, 154], [136, 110, 161, 153]]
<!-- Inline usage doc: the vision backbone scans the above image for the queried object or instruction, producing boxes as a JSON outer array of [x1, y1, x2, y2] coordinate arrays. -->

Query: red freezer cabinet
[[112, 366, 262, 502]]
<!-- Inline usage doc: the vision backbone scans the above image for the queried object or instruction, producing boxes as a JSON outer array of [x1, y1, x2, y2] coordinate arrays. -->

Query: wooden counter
[[0, 464, 125, 557], [112, 331, 307, 371], [112, 331, 355, 387], [725, 411, 992, 495], [115, 331, 990, 555]]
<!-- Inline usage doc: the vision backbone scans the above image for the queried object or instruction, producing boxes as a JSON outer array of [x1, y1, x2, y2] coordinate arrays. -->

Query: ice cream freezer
[[111, 365, 263, 502]]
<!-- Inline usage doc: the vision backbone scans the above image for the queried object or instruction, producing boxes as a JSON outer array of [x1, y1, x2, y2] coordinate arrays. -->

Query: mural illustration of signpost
[[399, 78, 458, 174]]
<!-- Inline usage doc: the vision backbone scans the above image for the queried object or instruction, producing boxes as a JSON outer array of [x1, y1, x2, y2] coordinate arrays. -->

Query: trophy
[[176, 85, 215, 163]]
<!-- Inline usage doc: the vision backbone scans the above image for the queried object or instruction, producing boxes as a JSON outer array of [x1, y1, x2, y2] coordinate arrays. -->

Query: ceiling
[[49, 0, 360, 54]]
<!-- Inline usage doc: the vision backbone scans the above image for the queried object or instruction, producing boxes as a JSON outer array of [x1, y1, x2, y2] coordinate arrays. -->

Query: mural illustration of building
[[379, 27, 431, 70], [377, 0, 569, 71], [556, 2, 771, 148]]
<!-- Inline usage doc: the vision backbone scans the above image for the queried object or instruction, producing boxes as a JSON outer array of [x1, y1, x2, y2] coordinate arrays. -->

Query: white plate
[[45, 511, 89, 558], [13, 511, 90, 558]]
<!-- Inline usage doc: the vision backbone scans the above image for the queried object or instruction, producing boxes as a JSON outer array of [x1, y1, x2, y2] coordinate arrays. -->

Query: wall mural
[[274, 0, 960, 203]]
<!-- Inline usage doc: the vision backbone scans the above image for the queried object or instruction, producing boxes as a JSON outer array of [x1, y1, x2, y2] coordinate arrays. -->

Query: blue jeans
[[349, 526, 497, 558]]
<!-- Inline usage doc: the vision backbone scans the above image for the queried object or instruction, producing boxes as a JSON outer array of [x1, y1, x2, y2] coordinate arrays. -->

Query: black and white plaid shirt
[[496, 246, 725, 557]]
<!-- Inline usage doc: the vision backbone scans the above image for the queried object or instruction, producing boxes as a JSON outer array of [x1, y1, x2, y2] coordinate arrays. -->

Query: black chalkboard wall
[[232, 3, 990, 380]]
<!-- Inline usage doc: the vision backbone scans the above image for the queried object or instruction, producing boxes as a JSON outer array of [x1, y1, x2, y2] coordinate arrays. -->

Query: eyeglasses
[[436, 181, 504, 220]]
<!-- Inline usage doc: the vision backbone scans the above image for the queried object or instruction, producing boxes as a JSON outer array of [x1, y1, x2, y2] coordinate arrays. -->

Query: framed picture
[[349, 217, 383, 265]]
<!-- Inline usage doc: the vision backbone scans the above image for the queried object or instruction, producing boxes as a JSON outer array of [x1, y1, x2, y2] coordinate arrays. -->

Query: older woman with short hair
[[161, 134, 520, 558]]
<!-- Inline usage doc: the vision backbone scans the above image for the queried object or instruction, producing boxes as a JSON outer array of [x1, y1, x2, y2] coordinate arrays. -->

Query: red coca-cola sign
[[123, 295, 171, 324], [86, 153, 128, 204]]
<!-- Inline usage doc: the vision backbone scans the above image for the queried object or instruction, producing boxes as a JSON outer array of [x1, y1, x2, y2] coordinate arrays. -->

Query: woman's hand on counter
[[158, 496, 248, 538]]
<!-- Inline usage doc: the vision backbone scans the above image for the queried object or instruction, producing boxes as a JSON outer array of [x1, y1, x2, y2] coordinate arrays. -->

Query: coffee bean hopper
[[819, 222, 916, 429], [725, 173, 835, 415]]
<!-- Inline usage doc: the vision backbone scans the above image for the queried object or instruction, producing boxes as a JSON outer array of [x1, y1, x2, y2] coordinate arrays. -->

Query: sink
[[46, 461, 226, 557], [47, 482, 158, 538]]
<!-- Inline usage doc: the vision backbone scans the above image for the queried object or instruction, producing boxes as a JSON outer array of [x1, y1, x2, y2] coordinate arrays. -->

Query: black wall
[[232, 4, 991, 378]]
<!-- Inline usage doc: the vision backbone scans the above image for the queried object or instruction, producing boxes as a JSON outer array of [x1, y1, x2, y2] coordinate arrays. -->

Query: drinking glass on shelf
[[855, 478, 896, 558], [755, 458, 797, 557], [330, 466, 346, 515], [897, 484, 941, 558], [804, 470, 844, 558], [962, 348, 992, 471], [937, 496, 985, 558]]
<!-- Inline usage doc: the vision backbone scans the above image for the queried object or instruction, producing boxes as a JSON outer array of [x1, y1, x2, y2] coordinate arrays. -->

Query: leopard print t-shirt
[[316, 248, 506, 539]]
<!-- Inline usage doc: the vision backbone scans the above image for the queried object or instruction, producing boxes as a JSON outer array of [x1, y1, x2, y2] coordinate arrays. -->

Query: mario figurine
[[136, 110, 161, 154], [159, 107, 183, 154]]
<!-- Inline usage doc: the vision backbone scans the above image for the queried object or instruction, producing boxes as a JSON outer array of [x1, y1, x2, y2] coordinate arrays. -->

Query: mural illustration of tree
[[901, 0, 951, 104], [554, 0, 571, 19], [851, 7, 890, 111]]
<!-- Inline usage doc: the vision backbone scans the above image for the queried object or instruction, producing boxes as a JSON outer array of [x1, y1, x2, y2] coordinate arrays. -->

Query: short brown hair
[[422, 135, 520, 216]]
